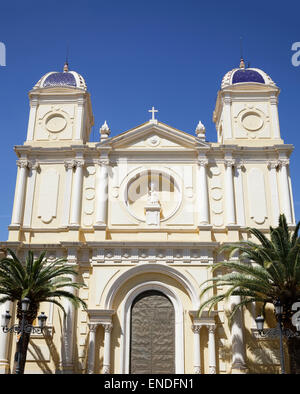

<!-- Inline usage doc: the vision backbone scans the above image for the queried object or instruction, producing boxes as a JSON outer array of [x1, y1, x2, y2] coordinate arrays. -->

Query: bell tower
[[25, 62, 94, 145], [213, 59, 282, 145]]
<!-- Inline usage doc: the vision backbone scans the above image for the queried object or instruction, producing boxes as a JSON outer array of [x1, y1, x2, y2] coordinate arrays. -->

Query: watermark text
[[291, 42, 300, 66], [0, 42, 5, 66]]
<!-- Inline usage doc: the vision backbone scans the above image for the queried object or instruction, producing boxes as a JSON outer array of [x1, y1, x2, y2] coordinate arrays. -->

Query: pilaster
[[224, 158, 236, 226], [69, 158, 84, 231], [87, 323, 99, 374], [278, 158, 293, 224], [94, 157, 109, 230], [267, 160, 280, 226], [191, 324, 201, 374]]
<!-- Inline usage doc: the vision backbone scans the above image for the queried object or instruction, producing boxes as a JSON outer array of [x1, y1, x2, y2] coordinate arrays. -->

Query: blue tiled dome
[[221, 63, 276, 89], [232, 69, 265, 84], [43, 72, 77, 88], [34, 64, 87, 90]]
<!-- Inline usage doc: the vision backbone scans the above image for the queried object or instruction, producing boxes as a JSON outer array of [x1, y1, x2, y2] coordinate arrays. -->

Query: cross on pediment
[[148, 106, 158, 122]]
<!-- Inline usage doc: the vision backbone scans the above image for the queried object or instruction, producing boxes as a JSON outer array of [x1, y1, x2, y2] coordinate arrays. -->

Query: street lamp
[[255, 300, 300, 374], [274, 299, 284, 316], [1, 298, 48, 374], [37, 312, 47, 329]]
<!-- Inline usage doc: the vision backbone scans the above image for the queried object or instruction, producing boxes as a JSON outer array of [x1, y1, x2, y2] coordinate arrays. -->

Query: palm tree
[[0, 249, 87, 374], [199, 214, 300, 373]]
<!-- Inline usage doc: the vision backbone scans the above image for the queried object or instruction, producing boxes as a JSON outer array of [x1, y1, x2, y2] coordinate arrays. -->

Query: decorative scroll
[[210, 166, 224, 227]]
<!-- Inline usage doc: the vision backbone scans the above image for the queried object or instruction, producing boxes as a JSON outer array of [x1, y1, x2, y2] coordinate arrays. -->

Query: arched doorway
[[129, 290, 175, 374]]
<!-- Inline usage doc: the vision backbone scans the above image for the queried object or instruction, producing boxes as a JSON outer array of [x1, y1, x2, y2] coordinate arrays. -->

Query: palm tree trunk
[[13, 302, 38, 374], [14, 330, 31, 374], [13, 321, 34, 374]]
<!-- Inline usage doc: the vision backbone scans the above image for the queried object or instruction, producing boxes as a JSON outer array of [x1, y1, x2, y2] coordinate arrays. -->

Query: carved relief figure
[[147, 182, 160, 205]]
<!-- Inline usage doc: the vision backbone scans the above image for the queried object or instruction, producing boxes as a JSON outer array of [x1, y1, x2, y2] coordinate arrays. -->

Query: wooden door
[[130, 290, 175, 374]]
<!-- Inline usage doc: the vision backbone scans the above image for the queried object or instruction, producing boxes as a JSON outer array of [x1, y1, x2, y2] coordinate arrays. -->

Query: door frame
[[120, 281, 184, 374]]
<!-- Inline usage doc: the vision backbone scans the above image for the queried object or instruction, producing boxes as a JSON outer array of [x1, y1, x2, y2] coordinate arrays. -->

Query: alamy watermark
[[291, 42, 300, 66], [0, 42, 6, 66]]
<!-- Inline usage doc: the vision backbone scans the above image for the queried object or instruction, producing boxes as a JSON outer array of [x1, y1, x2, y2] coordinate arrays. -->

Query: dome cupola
[[221, 58, 276, 89], [213, 58, 282, 145], [33, 62, 87, 90], [26, 62, 94, 144]]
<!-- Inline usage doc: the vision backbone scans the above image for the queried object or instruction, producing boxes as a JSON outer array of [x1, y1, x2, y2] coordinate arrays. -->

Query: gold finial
[[239, 37, 246, 69], [64, 44, 69, 72], [239, 57, 245, 69]]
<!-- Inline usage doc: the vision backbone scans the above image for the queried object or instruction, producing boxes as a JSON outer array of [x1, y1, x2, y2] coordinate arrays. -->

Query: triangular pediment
[[98, 121, 209, 150]]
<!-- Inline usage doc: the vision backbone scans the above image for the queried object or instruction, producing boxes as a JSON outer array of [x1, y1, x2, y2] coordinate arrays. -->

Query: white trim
[[110, 121, 204, 149], [120, 281, 184, 374], [104, 263, 199, 310]]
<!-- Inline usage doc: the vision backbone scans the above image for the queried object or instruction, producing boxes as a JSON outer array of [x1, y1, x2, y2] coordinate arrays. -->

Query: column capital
[[95, 158, 110, 166], [64, 159, 77, 170], [197, 158, 209, 167], [88, 323, 99, 332], [235, 161, 245, 170], [75, 159, 85, 168], [191, 324, 202, 333], [102, 323, 113, 333], [224, 159, 235, 168], [267, 160, 280, 170], [28, 161, 40, 171], [16, 159, 30, 169], [223, 95, 232, 104], [207, 324, 216, 333], [278, 158, 290, 168]]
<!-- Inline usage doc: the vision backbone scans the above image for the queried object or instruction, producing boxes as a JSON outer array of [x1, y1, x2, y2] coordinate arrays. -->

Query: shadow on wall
[[27, 331, 60, 374], [25, 305, 286, 374], [27, 311, 87, 374]]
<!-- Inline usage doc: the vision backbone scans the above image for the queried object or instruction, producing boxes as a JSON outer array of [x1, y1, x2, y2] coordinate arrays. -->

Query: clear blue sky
[[0, 0, 299, 241]]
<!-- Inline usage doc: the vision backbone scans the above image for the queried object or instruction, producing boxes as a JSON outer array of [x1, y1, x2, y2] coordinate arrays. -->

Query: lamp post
[[1, 298, 47, 374], [255, 300, 300, 374]]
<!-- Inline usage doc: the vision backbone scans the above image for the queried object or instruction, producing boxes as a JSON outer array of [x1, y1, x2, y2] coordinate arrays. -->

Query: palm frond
[[199, 214, 300, 325], [0, 250, 86, 321]]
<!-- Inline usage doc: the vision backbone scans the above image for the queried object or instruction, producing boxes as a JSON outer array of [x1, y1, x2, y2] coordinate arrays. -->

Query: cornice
[[14, 142, 295, 161], [219, 83, 280, 95], [87, 309, 115, 325], [86, 241, 219, 248]]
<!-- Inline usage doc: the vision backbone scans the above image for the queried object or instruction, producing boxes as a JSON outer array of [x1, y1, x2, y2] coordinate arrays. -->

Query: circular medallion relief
[[147, 135, 160, 147], [211, 188, 222, 201], [241, 112, 263, 131], [125, 170, 181, 222], [45, 114, 67, 133]]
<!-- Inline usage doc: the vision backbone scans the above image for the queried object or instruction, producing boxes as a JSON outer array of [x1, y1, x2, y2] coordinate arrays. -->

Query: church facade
[[0, 60, 296, 374]]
